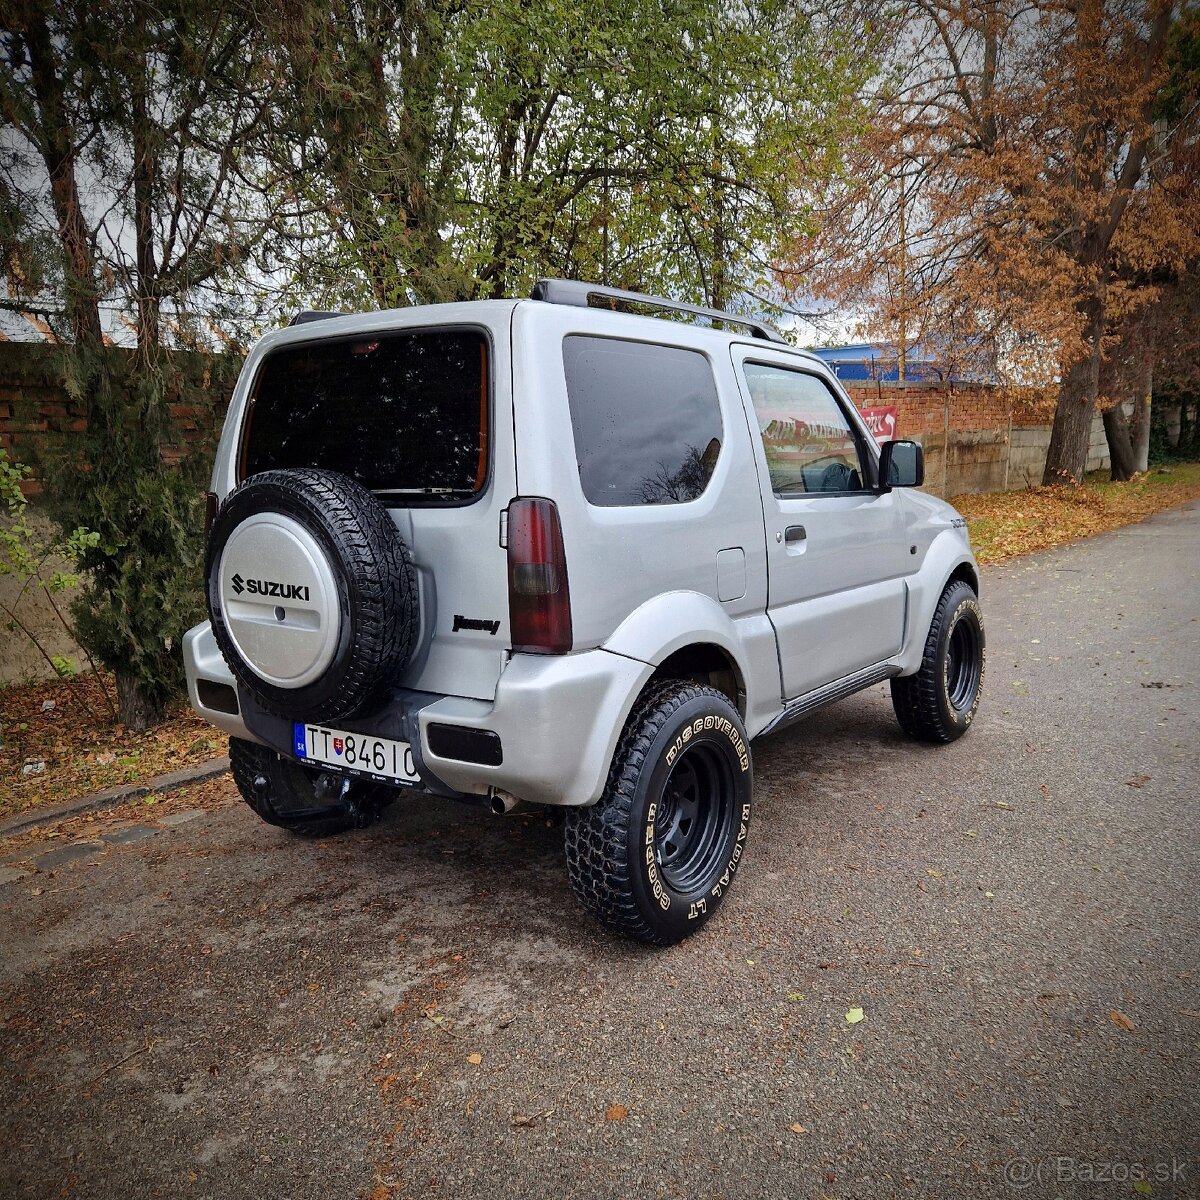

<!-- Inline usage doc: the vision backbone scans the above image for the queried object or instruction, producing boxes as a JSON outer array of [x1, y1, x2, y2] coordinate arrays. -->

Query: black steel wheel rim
[[946, 615, 982, 711], [653, 740, 734, 893]]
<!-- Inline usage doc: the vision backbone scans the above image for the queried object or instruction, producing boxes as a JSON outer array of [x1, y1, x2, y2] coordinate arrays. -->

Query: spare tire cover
[[206, 468, 418, 723]]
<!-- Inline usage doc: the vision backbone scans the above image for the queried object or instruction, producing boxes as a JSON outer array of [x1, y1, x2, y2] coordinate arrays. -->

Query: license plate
[[293, 722, 420, 786]]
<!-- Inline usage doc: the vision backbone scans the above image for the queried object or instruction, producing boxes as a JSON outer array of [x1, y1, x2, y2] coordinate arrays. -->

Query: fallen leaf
[[512, 1114, 537, 1128], [789, 1123, 807, 1134], [962, 829, 978, 838], [985, 891, 994, 898], [787, 992, 804, 1001], [466, 1053, 482, 1065], [926, 868, 943, 879], [993, 801, 1013, 810], [1109, 1009, 1137, 1032], [1125, 774, 1151, 788], [1133, 1181, 1152, 1196], [845, 1007, 865, 1025], [605, 1104, 628, 1121], [745, 959, 755, 966]]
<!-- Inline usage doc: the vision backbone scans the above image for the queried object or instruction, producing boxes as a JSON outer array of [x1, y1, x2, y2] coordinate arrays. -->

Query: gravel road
[[2, 503, 1197, 1200]]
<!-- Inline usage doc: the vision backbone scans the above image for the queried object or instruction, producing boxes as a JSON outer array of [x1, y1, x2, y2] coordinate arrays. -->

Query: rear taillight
[[507, 497, 572, 654], [204, 491, 218, 546]]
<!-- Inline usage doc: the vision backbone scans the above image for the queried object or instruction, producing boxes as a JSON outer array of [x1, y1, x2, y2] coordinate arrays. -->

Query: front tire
[[229, 737, 393, 838], [891, 579, 985, 742], [564, 682, 753, 945]]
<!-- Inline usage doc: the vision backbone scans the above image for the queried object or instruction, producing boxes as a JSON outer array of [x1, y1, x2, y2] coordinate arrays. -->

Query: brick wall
[[0, 342, 239, 493], [842, 380, 1108, 496]]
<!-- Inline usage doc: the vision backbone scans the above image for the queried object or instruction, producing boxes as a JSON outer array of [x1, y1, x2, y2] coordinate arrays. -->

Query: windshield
[[242, 327, 489, 501]]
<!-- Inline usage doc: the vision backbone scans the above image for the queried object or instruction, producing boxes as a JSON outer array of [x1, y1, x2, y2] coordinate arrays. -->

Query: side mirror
[[879, 439, 924, 490]]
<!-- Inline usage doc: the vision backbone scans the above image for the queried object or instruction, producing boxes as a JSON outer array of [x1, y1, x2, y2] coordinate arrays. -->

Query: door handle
[[784, 525, 806, 544]]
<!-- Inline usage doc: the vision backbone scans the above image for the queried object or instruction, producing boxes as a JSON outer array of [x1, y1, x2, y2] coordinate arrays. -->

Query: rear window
[[563, 336, 722, 506], [242, 328, 489, 500]]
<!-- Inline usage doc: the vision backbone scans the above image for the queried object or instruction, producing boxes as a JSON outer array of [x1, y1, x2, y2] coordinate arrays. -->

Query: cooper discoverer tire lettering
[[206, 468, 418, 723], [564, 681, 753, 945], [890, 579, 985, 742]]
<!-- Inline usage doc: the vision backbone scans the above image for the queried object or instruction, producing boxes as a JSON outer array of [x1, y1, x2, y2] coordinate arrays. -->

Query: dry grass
[[953, 462, 1200, 565]]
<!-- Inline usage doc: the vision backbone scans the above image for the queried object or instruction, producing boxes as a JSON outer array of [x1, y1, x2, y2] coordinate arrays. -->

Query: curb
[[0, 756, 230, 839]]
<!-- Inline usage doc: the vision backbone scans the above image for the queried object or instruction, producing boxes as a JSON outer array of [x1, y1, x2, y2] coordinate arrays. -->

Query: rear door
[[237, 310, 516, 701], [730, 347, 909, 700]]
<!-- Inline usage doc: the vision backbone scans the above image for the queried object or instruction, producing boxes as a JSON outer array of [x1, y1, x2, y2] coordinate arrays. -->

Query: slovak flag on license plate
[[333, 738, 344, 755]]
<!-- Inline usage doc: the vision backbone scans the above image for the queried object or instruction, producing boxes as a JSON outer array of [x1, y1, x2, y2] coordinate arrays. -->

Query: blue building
[[806, 342, 997, 385]]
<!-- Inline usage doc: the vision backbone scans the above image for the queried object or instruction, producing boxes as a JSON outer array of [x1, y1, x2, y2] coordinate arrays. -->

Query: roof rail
[[530, 278, 787, 344], [289, 310, 344, 326]]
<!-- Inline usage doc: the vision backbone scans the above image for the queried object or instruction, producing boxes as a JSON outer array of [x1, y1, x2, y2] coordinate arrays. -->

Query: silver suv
[[185, 280, 985, 944]]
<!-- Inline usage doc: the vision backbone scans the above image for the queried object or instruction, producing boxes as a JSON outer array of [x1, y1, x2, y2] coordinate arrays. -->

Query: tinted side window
[[563, 336, 722, 506], [742, 363, 867, 495]]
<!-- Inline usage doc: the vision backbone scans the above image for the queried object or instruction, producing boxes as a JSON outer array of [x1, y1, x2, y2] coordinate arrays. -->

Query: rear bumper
[[183, 621, 650, 807], [183, 623, 261, 743]]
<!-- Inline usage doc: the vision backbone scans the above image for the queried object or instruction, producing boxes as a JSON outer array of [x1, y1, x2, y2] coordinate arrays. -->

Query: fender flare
[[898, 531, 981, 675], [601, 590, 779, 731]]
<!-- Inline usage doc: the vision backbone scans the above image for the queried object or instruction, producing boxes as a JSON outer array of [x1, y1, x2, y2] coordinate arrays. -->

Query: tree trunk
[[116, 669, 164, 732], [1098, 320, 1134, 480], [1103, 403, 1137, 481], [1130, 307, 1154, 473], [1043, 295, 1104, 485], [22, 9, 103, 347]]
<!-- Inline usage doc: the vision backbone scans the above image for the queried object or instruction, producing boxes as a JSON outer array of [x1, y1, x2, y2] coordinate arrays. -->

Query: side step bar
[[757, 662, 901, 739]]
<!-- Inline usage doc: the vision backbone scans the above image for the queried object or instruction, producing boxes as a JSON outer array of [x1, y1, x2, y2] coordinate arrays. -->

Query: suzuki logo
[[228, 573, 311, 602]]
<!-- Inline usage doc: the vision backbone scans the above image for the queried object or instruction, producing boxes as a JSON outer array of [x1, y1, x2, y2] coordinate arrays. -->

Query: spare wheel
[[205, 468, 418, 723]]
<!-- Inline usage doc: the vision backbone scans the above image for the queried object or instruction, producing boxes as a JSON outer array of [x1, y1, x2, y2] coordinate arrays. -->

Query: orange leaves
[[1109, 1009, 1137, 1033], [953, 465, 1200, 565]]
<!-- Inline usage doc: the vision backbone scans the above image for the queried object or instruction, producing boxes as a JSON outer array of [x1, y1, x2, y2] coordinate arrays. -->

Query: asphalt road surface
[[3, 503, 1198, 1200]]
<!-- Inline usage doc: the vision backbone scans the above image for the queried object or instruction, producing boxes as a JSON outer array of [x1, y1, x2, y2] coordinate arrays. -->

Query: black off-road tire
[[206, 468, 417, 723], [891, 579, 985, 743], [229, 737, 393, 838], [564, 682, 753, 945]]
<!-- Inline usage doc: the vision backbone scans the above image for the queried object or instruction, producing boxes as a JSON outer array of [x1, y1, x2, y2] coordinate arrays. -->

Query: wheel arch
[[948, 559, 980, 596], [895, 533, 983, 677], [601, 591, 764, 721]]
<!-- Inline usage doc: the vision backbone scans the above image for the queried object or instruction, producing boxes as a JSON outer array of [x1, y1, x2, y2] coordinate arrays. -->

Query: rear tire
[[229, 737, 393, 838], [564, 682, 753, 945], [891, 579, 985, 742]]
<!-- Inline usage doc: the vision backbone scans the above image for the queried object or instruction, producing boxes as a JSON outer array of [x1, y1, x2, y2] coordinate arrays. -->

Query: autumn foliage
[[781, 0, 1199, 485]]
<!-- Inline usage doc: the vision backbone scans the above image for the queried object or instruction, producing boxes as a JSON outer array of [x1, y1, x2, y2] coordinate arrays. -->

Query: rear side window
[[243, 328, 489, 500], [563, 336, 722, 506]]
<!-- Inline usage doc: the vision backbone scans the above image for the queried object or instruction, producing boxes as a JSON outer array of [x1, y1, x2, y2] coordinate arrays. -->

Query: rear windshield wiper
[[374, 487, 473, 499]]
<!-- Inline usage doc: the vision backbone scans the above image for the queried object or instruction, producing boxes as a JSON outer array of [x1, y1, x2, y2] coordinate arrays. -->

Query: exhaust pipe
[[489, 790, 522, 816]]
